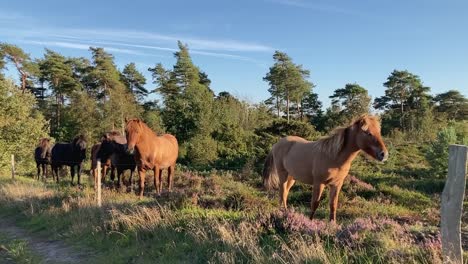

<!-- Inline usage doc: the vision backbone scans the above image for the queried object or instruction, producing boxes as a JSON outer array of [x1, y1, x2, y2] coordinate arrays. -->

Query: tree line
[[0, 41, 467, 171]]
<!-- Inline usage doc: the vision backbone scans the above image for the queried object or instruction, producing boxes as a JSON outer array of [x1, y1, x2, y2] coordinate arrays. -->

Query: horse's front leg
[[52, 165, 59, 183], [138, 168, 146, 199], [310, 184, 325, 219], [127, 169, 134, 191], [328, 183, 343, 223], [36, 163, 40, 180], [117, 168, 123, 190], [153, 165, 161, 194], [44, 164, 48, 180], [70, 165, 76, 186]]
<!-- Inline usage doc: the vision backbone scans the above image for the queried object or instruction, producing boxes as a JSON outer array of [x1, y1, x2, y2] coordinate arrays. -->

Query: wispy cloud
[[0, 12, 272, 65], [62, 28, 274, 52], [23, 40, 163, 57], [267, 0, 359, 16]]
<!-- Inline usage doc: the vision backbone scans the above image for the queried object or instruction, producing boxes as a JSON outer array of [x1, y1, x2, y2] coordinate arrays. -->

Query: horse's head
[[125, 118, 142, 154], [352, 115, 388, 162], [97, 131, 125, 161], [72, 135, 87, 161], [39, 138, 52, 159]]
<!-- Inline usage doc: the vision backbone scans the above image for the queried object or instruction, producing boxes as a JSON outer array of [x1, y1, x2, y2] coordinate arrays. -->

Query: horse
[[51, 135, 87, 185], [96, 131, 136, 190], [34, 138, 52, 180], [90, 142, 114, 188], [125, 118, 178, 198], [262, 115, 388, 222]]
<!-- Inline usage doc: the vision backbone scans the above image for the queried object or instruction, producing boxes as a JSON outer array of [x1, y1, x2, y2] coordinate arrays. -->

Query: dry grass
[[0, 169, 446, 263]]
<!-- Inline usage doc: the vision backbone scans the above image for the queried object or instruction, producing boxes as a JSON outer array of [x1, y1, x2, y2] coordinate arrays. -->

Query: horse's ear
[[354, 116, 369, 131], [125, 117, 129, 123]]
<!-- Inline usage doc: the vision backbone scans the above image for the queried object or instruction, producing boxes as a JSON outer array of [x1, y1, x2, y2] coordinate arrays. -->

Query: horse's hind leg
[[168, 164, 175, 191], [310, 184, 325, 219], [77, 164, 82, 185]]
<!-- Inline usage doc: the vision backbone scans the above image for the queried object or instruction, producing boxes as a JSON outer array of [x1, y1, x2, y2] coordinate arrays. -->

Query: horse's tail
[[262, 151, 279, 190]]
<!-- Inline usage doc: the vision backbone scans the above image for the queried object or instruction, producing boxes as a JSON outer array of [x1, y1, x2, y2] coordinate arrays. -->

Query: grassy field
[[1, 148, 465, 264]]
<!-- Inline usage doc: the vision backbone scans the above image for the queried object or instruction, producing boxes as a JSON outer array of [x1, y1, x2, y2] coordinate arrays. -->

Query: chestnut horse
[[34, 138, 52, 180], [125, 118, 178, 198], [263, 115, 388, 222]]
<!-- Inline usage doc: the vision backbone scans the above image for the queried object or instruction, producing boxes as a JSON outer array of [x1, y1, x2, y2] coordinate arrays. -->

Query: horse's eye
[[365, 131, 372, 136]]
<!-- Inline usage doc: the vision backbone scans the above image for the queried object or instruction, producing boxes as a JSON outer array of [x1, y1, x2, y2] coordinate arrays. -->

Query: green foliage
[[121, 62, 148, 102], [329, 83, 371, 124], [433, 90, 468, 121], [0, 79, 48, 173], [374, 70, 433, 134], [0, 43, 38, 91], [264, 51, 314, 121], [425, 126, 468, 177]]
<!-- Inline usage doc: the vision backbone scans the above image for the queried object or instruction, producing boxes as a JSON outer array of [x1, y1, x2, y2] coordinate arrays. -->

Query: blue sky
[[1, 0, 467, 107]]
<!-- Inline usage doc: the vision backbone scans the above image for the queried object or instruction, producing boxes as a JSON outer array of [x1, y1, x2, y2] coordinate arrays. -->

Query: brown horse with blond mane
[[263, 115, 388, 222], [125, 118, 178, 198]]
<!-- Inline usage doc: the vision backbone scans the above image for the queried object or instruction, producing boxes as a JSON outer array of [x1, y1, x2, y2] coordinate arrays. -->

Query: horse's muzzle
[[127, 146, 135, 155], [377, 150, 388, 162]]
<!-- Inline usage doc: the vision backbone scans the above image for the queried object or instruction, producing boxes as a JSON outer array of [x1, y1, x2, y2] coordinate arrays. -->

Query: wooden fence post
[[97, 160, 102, 207], [441, 144, 468, 264], [11, 154, 15, 179]]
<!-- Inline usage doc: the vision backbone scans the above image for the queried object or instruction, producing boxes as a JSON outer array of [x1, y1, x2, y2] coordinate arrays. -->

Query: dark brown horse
[[90, 141, 113, 189], [97, 131, 136, 190], [34, 138, 52, 180], [125, 118, 178, 198], [51, 135, 87, 185], [263, 115, 388, 222]]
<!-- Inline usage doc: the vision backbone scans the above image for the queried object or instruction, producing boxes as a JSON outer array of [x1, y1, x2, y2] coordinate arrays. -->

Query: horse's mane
[[315, 114, 379, 157], [315, 127, 348, 158], [106, 130, 127, 144], [39, 138, 49, 148], [72, 135, 86, 146], [127, 119, 155, 136]]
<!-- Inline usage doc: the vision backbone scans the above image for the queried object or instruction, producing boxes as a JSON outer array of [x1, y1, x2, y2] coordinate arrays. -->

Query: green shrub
[[0, 79, 48, 174], [425, 127, 462, 177]]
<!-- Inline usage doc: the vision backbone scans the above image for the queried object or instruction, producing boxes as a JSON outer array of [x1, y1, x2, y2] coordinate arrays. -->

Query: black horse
[[34, 138, 52, 180], [96, 131, 136, 190], [51, 135, 87, 185]]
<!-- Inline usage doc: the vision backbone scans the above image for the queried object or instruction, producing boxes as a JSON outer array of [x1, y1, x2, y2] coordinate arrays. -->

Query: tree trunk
[[286, 92, 290, 123], [297, 100, 301, 120], [276, 94, 280, 118], [56, 93, 61, 134], [21, 74, 26, 93]]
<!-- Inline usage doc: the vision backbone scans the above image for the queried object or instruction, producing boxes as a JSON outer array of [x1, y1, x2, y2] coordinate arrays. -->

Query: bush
[[425, 127, 458, 177], [0, 79, 48, 173]]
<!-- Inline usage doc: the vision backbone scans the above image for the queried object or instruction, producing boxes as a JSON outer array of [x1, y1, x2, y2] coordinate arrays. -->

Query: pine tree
[[329, 83, 371, 123], [121, 63, 148, 102], [264, 51, 312, 122]]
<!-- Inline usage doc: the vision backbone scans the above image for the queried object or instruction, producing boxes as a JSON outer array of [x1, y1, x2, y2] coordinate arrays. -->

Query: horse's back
[[51, 143, 73, 165], [273, 136, 308, 156]]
